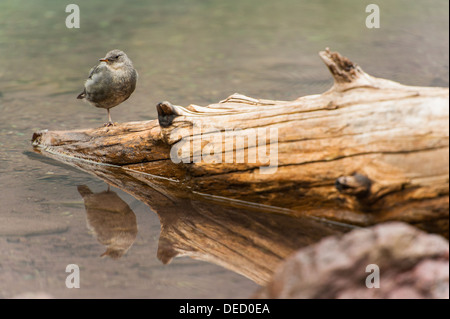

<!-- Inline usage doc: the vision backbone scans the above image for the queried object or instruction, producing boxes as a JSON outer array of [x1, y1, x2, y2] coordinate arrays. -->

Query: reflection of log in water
[[34, 152, 351, 284], [156, 198, 350, 285], [77, 185, 138, 259]]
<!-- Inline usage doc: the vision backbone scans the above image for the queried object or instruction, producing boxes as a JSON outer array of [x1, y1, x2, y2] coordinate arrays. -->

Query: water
[[0, 0, 448, 298]]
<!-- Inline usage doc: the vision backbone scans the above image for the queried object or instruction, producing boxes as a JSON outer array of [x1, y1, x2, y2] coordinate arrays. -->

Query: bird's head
[[99, 49, 132, 67]]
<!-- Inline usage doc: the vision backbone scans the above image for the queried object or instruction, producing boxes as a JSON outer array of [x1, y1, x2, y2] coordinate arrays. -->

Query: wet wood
[[32, 49, 449, 237]]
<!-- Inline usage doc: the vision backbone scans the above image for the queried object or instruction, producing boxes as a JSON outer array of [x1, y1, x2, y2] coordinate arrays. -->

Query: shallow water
[[0, 0, 448, 298]]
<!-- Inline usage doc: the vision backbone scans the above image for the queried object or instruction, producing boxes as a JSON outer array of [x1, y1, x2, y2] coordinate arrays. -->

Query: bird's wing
[[77, 65, 98, 99], [87, 65, 102, 79]]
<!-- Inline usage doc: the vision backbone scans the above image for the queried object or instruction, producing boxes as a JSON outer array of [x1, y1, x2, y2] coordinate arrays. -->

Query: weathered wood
[[32, 49, 449, 237]]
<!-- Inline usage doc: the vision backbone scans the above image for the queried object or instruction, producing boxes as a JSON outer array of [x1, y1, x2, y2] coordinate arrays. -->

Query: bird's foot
[[103, 121, 116, 127]]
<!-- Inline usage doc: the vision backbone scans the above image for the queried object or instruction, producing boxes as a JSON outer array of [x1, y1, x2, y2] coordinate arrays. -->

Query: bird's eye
[[115, 55, 120, 59]]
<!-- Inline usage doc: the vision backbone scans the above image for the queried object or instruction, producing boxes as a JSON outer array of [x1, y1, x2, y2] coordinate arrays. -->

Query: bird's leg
[[104, 109, 114, 127]]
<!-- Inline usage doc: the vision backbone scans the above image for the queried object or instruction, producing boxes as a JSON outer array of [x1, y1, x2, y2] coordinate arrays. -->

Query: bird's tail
[[77, 90, 86, 99]]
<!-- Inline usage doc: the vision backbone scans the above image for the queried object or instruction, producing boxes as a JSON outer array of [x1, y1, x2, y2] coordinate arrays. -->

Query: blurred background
[[0, 0, 448, 298]]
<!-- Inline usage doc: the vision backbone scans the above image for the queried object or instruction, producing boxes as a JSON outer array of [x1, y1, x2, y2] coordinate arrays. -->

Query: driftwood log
[[32, 49, 449, 238]]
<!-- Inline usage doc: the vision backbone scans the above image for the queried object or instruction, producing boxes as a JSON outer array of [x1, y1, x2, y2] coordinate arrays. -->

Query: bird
[[77, 49, 137, 126]]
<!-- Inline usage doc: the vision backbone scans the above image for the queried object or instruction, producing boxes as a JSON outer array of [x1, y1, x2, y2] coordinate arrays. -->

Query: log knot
[[336, 173, 372, 197]]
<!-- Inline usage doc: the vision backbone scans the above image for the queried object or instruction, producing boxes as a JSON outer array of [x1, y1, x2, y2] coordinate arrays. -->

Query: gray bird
[[77, 49, 137, 126]]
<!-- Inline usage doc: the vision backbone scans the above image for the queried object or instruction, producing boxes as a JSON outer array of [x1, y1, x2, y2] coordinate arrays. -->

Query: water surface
[[0, 0, 448, 298]]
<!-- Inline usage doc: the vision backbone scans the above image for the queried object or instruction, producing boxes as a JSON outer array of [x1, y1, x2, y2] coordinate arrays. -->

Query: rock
[[256, 222, 449, 299]]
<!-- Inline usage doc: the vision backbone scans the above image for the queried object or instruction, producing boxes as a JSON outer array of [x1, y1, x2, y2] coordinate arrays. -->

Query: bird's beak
[[99, 58, 109, 62]]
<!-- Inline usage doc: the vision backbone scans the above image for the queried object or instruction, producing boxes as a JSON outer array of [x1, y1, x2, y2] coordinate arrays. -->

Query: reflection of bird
[[77, 49, 138, 126], [77, 185, 138, 259]]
